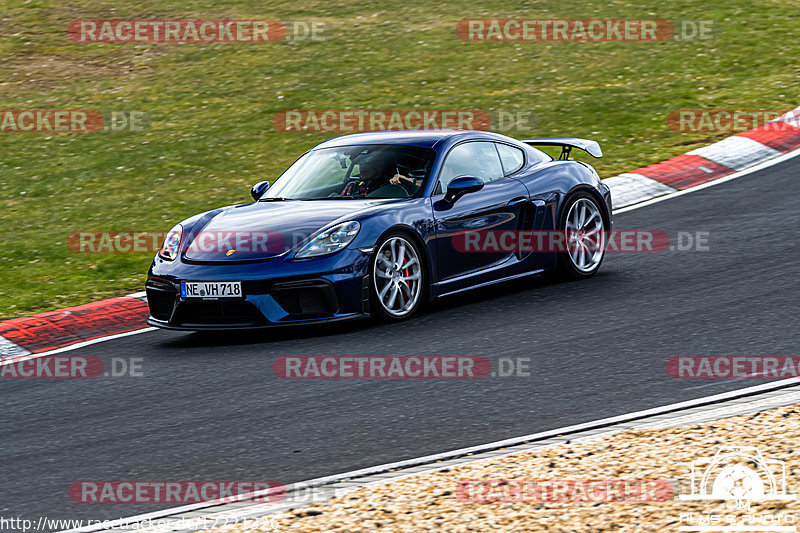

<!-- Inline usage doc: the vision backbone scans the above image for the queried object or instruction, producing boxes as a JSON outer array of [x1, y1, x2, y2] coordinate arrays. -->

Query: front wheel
[[553, 192, 607, 280], [370, 233, 425, 321]]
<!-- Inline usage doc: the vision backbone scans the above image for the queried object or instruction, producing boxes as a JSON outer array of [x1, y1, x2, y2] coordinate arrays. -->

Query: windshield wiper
[[259, 197, 292, 202]]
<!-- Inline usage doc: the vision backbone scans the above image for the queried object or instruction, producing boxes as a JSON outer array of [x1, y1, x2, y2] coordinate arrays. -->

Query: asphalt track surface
[[3, 156, 799, 528]]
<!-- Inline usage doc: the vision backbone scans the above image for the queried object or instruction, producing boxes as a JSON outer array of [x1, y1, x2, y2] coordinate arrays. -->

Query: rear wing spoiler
[[520, 138, 602, 159]]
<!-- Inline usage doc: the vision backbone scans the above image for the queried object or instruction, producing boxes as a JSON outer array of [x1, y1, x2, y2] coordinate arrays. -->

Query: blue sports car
[[146, 130, 611, 329]]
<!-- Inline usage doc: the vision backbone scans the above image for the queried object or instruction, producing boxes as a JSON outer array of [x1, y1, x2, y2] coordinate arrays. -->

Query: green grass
[[0, 0, 798, 318]]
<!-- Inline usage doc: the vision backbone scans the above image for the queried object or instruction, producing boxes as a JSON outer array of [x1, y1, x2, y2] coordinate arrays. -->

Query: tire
[[370, 232, 426, 321], [553, 192, 607, 280]]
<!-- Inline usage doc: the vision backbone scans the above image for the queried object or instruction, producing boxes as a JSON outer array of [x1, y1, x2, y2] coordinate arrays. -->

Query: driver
[[341, 156, 422, 196]]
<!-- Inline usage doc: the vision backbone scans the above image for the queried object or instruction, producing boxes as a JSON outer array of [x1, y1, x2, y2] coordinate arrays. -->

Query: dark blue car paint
[[147, 130, 611, 329]]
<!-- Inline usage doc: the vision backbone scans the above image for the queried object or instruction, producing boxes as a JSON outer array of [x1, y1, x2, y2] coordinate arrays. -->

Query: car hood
[[182, 199, 381, 262]]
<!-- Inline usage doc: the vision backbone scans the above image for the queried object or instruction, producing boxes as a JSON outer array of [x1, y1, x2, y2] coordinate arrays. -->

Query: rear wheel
[[370, 233, 425, 321], [554, 192, 606, 279]]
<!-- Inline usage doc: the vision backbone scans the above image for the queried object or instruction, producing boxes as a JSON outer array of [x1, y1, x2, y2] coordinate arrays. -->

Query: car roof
[[311, 129, 518, 150]]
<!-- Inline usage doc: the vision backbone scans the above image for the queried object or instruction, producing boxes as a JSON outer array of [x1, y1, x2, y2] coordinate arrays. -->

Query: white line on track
[[0, 327, 157, 366], [614, 147, 800, 214]]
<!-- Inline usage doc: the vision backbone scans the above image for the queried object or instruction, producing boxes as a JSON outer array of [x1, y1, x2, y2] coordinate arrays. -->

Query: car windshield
[[262, 144, 436, 200]]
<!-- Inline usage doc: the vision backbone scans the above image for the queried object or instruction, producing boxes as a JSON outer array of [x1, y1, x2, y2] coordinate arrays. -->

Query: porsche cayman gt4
[[146, 130, 611, 329]]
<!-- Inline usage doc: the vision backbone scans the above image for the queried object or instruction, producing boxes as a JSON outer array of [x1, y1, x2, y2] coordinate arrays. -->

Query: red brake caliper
[[402, 264, 411, 295]]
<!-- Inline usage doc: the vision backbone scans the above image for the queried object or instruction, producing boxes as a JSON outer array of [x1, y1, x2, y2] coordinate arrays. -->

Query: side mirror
[[251, 181, 270, 200], [444, 176, 483, 204]]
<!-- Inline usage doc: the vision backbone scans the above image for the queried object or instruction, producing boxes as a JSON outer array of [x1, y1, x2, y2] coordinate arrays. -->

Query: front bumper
[[145, 249, 372, 330], [146, 313, 368, 331]]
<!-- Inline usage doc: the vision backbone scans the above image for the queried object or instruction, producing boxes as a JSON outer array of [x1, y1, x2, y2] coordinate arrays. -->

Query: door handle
[[507, 196, 527, 207]]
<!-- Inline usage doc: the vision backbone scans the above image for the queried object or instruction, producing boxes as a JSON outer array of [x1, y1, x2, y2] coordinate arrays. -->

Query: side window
[[527, 146, 551, 165], [438, 142, 504, 192], [496, 143, 525, 175]]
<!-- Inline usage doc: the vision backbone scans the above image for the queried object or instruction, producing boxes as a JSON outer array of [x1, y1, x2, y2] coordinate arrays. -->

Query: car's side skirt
[[433, 268, 546, 299]]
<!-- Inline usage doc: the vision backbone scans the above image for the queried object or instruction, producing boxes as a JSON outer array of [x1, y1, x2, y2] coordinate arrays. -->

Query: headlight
[[295, 221, 360, 258], [159, 224, 182, 260]]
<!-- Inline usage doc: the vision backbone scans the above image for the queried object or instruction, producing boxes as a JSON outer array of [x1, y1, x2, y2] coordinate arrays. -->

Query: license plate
[[181, 281, 243, 299]]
